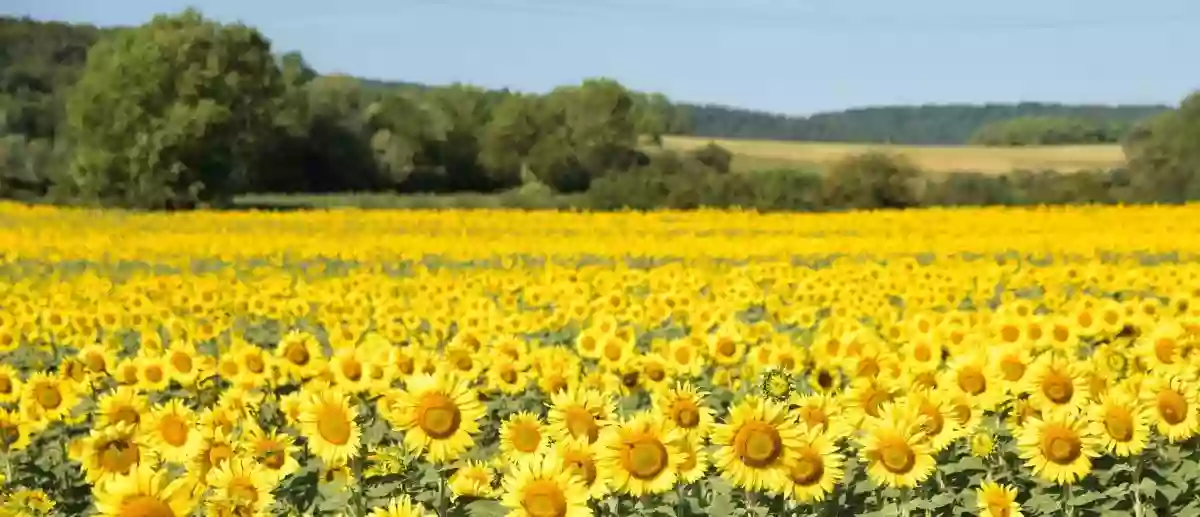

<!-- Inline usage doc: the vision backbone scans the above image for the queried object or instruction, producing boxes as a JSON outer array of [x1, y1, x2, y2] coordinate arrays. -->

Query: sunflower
[[943, 353, 1005, 411], [501, 412, 550, 460], [0, 408, 32, 453], [906, 389, 963, 452], [1087, 390, 1150, 457], [708, 326, 746, 367], [77, 421, 157, 487], [977, 481, 1023, 517], [298, 387, 361, 467], [449, 461, 499, 499], [672, 433, 709, 485], [95, 386, 150, 431], [653, 382, 716, 440], [329, 346, 372, 393], [778, 426, 843, 503], [789, 392, 850, 440], [552, 437, 609, 500], [548, 388, 615, 445], [666, 336, 705, 378], [205, 457, 278, 517], [238, 423, 302, 480], [19, 372, 79, 423], [711, 396, 802, 493], [0, 364, 24, 404], [596, 413, 683, 496], [146, 399, 204, 465], [1140, 375, 1200, 443], [275, 330, 327, 381], [858, 405, 937, 489], [500, 454, 592, 517], [136, 353, 172, 392], [93, 463, 198, 517], [369, 494, 437, 517], [393, 373, 486, 464], [488, 359, 531, 395], [1023, 355, 1089, 414], [807, 364, 845, 395], [164, 340, 202, 387], [1017, 411, 1100, 485]]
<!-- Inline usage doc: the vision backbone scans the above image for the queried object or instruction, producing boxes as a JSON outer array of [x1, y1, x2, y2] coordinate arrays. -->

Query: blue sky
[[7, 0, 1199, 115]]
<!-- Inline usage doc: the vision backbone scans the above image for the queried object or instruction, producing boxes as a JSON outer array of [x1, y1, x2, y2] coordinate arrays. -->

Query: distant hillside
[[679, 103, 1171, 145], [0, 15, 1173, 147]]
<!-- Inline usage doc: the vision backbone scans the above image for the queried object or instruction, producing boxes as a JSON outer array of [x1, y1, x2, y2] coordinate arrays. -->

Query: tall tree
[[1124, 91, 1200, 203], [63, 9, 283, 208]]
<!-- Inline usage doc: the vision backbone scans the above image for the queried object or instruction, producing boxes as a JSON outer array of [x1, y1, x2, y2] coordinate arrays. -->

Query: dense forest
[[1, 12, 1198, 210], [684, 103, 1168, 145]]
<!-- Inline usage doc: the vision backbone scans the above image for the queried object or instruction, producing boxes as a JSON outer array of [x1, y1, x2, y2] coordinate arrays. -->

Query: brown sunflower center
[[716, 338, 736, 358], [622, 437, 668, 480], [1157, 390, 1188, 426], [159, 415, 189, 447], [262, 445, 287, 469], [1155, 338, 1177, 364], [113, 407, 141, 428], [98, 439, 140, 473], [878, 440, 915, 474], [119, 495, 176, 517], [671, 401, 701, 429], [788, 451, 824, 486], [733, 421, 783, 468], [673, 346, 693, 364], [244, 354, 264, 374], [170, 352, 193, 374], [228, 477, 259, 504], [999, 325, 1020, 344], [510, 423, 542, 453], [285, 343, 310, 366], [999, 357, 1026, 382], [1041, 371, 1074, 404], [34, 384, 62, 409], [1042, 432, 1082, 464], [316, 405, 353, 446], [417, 393, 462, 439], [341, 359, 363, 381], [521, 479, 568, 517], [565, 453, 598, 486], [1103, 407, 1133, 441], [957, 368, 987, 395], [563, 407, 600, 443]]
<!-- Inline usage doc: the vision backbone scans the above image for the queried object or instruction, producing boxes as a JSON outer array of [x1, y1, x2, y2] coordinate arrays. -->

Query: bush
[[688, 142, 733, 173], [820, 152, 923, 210]]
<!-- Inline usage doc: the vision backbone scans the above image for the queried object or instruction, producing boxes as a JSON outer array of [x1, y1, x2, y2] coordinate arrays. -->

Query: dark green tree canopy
[[63, 9, 284, 208], [969, 116, 1132, 146]]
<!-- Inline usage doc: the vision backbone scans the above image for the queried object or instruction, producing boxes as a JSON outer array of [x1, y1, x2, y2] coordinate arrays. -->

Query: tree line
[[1, 10, 1198, 210]]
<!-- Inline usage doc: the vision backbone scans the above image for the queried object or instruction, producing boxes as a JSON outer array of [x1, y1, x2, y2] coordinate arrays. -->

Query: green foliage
[[689, 142, 734, 173], [62, 9, 284, 209], [820, 152, 923, 210], [1124, 92, 1200, 203], [682, 103, 1168, 144], [970, 116, 1132, 146]]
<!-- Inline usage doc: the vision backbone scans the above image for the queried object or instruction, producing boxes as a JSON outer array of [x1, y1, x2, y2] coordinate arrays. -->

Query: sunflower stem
[[438, 468, 449, 517], [1061, 483, 1074, 517], [1132, 458, 1144, 517]]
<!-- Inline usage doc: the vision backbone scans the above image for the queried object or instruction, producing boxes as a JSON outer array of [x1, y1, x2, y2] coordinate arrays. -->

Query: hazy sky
[[7, 0, 1199, 114]]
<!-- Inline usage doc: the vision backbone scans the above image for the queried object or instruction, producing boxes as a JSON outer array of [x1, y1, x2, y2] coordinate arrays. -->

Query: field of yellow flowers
[[1, 201, 1200, 517]]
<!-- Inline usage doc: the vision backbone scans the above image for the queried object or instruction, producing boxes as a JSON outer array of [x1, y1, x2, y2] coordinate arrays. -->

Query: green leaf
[[464, 500, 507, 517]]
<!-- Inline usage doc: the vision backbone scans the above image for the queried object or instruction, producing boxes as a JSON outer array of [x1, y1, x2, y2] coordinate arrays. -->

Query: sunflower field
[[1, 202, 1200, 517]]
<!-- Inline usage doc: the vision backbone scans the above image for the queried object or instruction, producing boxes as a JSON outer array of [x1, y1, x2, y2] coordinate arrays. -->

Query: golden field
[[662, 135, 1128, 174], [1, 202, 1200, 516]]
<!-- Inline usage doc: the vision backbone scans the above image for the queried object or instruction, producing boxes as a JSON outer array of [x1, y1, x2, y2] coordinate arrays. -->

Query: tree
[[63, 9, 283, 208], [1124, 91, 1200, 203], [820, 152, 923, 210], [479, 93, 541, 187]]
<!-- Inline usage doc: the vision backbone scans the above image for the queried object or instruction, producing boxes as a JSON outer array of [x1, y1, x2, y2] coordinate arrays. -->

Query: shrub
[[820, 152, 923, 210]]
